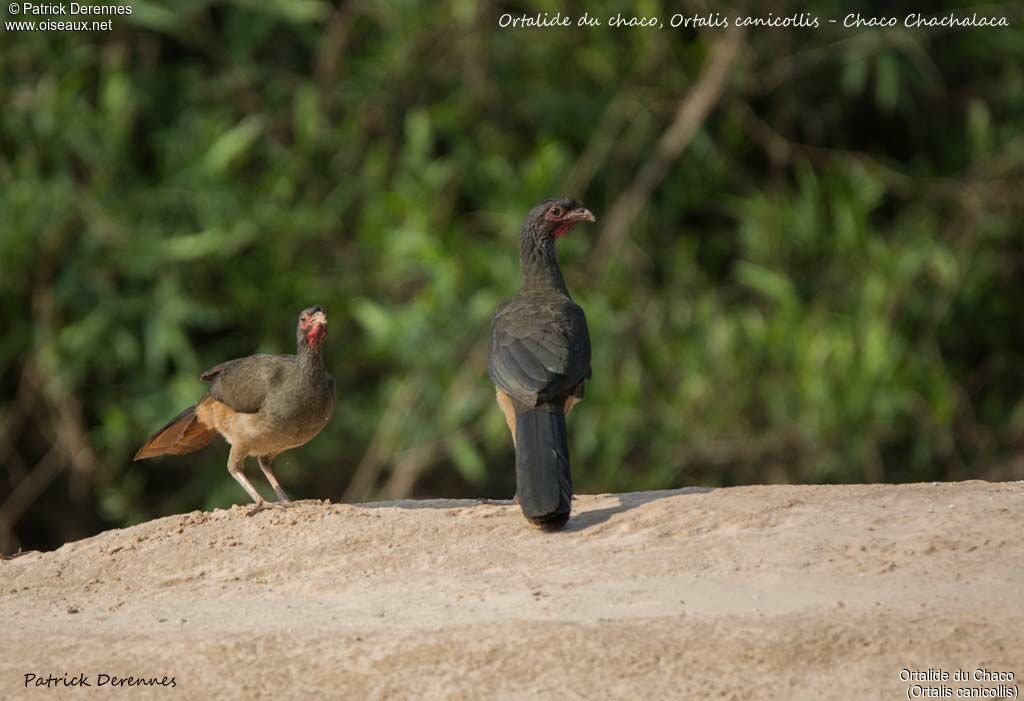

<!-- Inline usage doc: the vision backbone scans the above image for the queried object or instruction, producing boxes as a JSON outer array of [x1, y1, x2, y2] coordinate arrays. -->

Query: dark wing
[[488, 292, 591, 407], [200, 354, 293, 413]]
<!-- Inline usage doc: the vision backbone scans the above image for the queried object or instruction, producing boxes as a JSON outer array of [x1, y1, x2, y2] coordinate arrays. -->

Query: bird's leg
[[258, 455, 291, 503], [227, 447, 278, 516], [227, 447, 263, 502]]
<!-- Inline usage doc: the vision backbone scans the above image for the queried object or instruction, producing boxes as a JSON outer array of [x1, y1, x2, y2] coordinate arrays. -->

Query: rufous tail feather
[[134, 396, 216, 460]]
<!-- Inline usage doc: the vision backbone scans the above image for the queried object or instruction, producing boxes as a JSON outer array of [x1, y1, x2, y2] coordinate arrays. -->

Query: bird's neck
[[295, 342, 325, 381], [520, 234, 568, 295]]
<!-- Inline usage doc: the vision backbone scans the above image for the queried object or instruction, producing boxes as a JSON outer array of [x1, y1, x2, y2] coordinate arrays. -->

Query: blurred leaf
[[735, 262, 799, 310], [874, 53, 901, 112], [446, 432, 486, 484], [967, 99, 993, 157], [204, 116, 265, 175]]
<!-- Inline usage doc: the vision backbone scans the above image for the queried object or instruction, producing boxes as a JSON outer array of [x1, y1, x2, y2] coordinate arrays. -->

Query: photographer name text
[[10, 3, 130, 15], [24, 672, 176, 690], [5, 2, 130, 31]]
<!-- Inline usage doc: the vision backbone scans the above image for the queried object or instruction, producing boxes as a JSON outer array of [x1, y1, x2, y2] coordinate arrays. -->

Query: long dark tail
[[134, 399, 216, 461], [515, 403, 572, 530]]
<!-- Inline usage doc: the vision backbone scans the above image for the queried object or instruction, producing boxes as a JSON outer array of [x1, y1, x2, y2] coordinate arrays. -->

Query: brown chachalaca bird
[[488, 199, 595, 529], [135, 306, 335, 513]]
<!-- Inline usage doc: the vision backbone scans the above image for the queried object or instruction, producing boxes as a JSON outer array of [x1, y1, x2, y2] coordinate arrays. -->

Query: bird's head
[[297, 305, 328, 348], [523, 198, 596, 242]]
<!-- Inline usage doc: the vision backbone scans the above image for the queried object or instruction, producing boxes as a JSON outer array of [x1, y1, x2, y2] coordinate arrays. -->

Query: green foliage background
[[2, 1, 1023, 553]]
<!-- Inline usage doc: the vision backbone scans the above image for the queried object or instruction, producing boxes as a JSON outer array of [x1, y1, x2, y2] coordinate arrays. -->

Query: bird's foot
[[246, 499, 289, 517]]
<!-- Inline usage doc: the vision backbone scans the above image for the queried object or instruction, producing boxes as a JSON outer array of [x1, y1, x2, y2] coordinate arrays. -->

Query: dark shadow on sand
[[351, 488, 714, 533], [564, 487, 713, 532]]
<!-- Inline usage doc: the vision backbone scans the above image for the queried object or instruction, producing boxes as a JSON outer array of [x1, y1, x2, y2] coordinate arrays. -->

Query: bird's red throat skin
[[553, 222, 576, 238], [305, 324, 327, 347]]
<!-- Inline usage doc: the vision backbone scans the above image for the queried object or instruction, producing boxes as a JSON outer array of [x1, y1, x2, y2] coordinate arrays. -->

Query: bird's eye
[[550, 206, 562, 217]]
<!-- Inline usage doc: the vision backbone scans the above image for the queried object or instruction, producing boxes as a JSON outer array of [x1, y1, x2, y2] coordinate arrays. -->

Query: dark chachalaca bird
[[488, 198, 595, 529], [135, 306, 336, 513]]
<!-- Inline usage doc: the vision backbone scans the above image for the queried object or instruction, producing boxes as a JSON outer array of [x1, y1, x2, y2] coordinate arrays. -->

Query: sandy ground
[[2, 481, 1022, 700]]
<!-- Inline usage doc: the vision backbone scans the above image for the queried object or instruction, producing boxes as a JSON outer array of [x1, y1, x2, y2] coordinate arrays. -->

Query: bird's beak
[[568, 208, 596, 223]]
